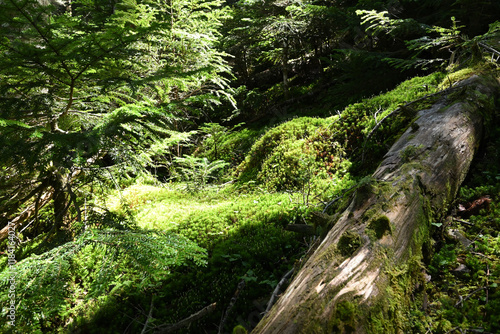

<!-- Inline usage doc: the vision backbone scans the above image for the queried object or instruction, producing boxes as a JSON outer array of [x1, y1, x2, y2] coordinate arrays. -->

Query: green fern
[[356, 10, 427, 37]]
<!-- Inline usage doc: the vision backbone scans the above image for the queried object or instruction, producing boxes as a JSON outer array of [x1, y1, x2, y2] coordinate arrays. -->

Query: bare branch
[[154, 303, 217, 334]]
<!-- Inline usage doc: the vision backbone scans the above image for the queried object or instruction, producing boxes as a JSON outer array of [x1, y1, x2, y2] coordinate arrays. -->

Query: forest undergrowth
[[1, 0, 500, 332], [1, 64, 500, 333]]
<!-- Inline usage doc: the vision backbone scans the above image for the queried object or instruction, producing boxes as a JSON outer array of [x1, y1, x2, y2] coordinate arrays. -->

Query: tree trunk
[[282, 40, 289, 99], [253, 75, 499, 334], [49, 169, 68, 230]]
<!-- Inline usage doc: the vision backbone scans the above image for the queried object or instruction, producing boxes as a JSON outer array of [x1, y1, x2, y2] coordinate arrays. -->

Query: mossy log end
[[253, 75, 500, 334]]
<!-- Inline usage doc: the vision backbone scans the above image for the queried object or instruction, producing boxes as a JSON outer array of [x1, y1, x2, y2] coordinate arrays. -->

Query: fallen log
[[252, 75, 500, 333]]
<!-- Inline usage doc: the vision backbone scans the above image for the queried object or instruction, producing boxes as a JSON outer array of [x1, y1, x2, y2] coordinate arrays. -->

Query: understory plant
[[358, 10, 500, 71], [173, 155, 229, 192], [0, 226, 207, 333]]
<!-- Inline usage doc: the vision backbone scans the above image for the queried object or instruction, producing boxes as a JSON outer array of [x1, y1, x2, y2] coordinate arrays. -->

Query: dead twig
[[154, 303, 217, 334], [452, 217, 473, 225], [322, 183, 357, 213], [218, 279, 245, 334], [141, 295, 155, 334], [471, 252, 495, 261], [455, 287, 486, 307], [264, 268, 295, 315]]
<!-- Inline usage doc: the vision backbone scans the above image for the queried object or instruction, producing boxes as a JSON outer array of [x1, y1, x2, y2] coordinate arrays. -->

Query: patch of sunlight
[[328, 247, 381, 301], [135, 199, 229, 230], [105, 183, 289, 231]]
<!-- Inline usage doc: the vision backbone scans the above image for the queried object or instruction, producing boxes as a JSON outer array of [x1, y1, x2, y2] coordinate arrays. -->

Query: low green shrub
[[194, 123, 262, 167]]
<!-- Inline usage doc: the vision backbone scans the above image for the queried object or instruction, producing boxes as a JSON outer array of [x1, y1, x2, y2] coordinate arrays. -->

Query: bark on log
[[253, 75, 500, 333]]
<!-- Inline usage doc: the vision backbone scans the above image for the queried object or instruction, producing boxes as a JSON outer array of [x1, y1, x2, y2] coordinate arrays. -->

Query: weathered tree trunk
[[253, 75, 499, 333], [282, 40, 289, 99]]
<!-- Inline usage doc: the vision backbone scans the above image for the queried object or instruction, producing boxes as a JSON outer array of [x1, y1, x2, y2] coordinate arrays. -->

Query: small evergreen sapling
[[0, 0, 233, 237]]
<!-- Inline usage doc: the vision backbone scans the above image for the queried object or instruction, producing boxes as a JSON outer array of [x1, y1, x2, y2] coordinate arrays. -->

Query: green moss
[[438, 68, 476, 90], [329, 300, 359, 333], [338, 231, 362, 257], [365, 257, 426, 333], [400, 144, 424, 163], [362, 208, 378, 222], [236, 117, 328, 182], [367, 216, 392, 239], [234, 116, 354, 199], [317, 243, 341, 264], [232, 325, 248, 334]]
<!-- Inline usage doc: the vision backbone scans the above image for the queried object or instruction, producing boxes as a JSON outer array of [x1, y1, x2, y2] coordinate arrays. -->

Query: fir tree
[[0, 0, 232, 237]]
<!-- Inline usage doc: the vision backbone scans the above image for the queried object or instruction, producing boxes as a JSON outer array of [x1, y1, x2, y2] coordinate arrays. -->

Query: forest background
[[1, 0, 500, 333]]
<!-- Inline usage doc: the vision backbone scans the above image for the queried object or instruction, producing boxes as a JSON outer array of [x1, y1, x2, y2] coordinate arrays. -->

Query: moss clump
[[330, 300, 359, 333], [400, 144, 424, 163], [236, 117, 328, 182], [232, 325, 248, 334], [367, 216, 392, 239], [338, 231, 362, 257], [438, 67, 476, 90]]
